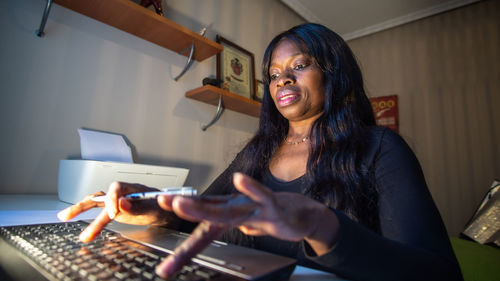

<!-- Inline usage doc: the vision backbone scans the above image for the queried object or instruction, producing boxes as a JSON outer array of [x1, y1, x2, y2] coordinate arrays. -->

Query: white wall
[[0, 0, 304, 194]]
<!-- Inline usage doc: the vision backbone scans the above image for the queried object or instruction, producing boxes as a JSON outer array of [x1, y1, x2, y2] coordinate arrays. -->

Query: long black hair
[[239, 23, 379, 231]]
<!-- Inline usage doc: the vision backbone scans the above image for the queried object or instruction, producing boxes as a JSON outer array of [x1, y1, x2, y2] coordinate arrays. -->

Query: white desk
[[0, 194, 343, 280]]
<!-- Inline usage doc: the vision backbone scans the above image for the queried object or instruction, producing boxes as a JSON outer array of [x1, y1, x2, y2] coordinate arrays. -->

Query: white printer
[[57, 160, 189, 204], [57, 129, 189, 204]]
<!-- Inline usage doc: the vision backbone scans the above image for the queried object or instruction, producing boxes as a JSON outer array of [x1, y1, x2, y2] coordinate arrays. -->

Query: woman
[[58, 23, 463, 280]]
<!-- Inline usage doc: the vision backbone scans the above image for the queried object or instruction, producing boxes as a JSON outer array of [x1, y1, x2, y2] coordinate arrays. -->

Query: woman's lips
[[276, 88, 301, 107], [278, 93, 300, 107]]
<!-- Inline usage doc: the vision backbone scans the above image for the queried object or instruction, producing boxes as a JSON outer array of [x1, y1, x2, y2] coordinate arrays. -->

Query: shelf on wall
[[186, 85, 261, 118], [53, 0, 223, 61]]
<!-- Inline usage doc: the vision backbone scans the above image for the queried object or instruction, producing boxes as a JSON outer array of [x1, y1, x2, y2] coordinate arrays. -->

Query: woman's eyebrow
[[269, 53, 305, 68]]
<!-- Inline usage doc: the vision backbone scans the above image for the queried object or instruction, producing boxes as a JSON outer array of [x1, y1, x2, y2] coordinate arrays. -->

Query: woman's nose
[[277, 71, 295, 87]]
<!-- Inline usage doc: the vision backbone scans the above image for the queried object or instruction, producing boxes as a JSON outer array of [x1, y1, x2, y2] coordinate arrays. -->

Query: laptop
[[0, 220, 297, 281]]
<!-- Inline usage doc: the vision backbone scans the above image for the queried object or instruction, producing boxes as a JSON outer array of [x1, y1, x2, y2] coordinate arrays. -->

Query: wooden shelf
[[53, 0, 223, 61], [186, 85, 261, 117]]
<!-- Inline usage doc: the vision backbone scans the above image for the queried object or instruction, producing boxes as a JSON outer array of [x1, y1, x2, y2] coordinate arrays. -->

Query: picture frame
[[369, 95, 399, 132], [253, 79, 264, 102], [216, 35, 255, 99]]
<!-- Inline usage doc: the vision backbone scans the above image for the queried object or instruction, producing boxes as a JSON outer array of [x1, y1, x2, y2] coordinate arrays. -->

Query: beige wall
[[0, 0, 304, 193], [347, 0, 500, 235]]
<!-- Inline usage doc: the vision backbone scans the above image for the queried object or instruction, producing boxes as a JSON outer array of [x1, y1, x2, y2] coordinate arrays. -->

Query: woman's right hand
[[57, 182, 174, 243]]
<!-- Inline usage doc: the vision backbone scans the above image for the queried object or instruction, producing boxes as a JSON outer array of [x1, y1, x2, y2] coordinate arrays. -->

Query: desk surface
[[0, 194, 344, 280]]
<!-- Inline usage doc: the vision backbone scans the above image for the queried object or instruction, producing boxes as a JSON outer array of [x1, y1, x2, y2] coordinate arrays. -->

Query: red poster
[[370, 95, 398, 132]]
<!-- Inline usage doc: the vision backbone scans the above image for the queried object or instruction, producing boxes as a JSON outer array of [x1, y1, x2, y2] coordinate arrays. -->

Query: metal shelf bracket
[[201, 94, 224, 131], [36, 0, 53, 37], [174, 44, 195, 81]]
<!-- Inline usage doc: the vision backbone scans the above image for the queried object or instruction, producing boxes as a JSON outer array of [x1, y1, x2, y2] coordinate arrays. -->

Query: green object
[[450, 237, 500, 281]]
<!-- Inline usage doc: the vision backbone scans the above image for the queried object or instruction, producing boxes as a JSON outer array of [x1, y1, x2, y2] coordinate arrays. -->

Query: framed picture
[[253, 79, 264, 102], [369, 95, 399, 132], [216, 35, 255, 99]]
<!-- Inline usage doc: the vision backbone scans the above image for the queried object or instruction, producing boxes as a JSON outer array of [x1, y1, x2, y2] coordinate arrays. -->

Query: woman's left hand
[[154, 172, 339, 279]]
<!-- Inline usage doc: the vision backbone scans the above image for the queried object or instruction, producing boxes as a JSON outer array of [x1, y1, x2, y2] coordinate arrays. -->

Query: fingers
[[57, 191, 105, 221], [155, 221, 227, 279], [59, 182, 157, 243], [158, 195, 233, 212], [157, 194, 175, 211], [170, 195, 257, 225], [239, 225, 267, 236], [105, 182, 123, 219], [105, 182, 150, 219], [233, 173, 274, 205], [118, 197, 159, 214], [79, 208, 112, 243]]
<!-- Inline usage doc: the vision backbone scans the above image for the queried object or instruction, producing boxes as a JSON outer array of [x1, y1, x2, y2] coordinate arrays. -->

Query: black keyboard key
[[177, 272, 205, 281]]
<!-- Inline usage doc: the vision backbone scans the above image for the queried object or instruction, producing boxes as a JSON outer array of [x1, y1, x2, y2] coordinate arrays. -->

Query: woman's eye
[[270, 73, 280, 80], [294, 64, 306, 70]]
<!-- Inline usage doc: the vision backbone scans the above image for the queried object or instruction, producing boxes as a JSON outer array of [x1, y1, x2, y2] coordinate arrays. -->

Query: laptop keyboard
[[0, 221, 241, 281]]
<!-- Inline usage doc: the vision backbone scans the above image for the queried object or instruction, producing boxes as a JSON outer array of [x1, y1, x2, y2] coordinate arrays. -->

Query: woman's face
[[268, 39, 325, 122]]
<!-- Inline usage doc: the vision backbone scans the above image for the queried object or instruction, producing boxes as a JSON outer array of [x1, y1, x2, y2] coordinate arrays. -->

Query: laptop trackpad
[[108, 223, 296, 280]]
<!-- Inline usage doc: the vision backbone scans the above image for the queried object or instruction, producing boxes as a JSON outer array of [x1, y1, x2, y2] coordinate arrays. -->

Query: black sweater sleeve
[[302, 128, 463, 281]]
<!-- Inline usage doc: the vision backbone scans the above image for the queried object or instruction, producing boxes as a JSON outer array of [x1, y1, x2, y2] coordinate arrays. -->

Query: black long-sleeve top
[[197, 127, 463, 281]]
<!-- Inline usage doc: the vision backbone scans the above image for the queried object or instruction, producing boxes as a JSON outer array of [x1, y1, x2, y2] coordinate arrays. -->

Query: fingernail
[[120, 198, 131, 211], [155, 258, 175, 278], [57, 209, 69, 221], [233, 172, 247, 184], [172, 196, 192, 210], [79, 229, 90, 242]]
